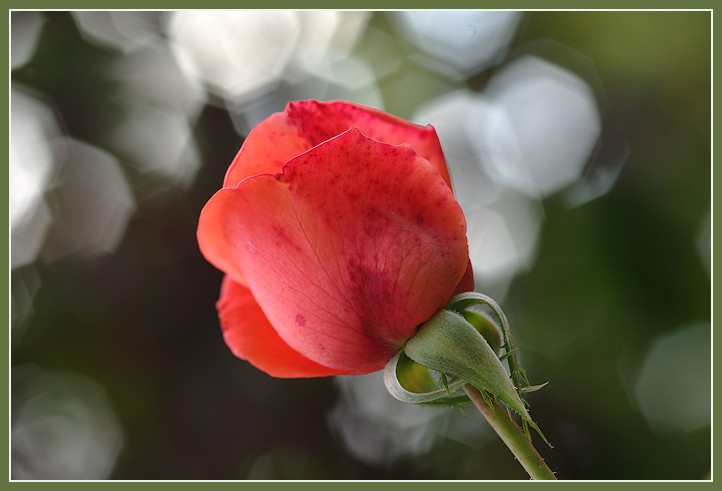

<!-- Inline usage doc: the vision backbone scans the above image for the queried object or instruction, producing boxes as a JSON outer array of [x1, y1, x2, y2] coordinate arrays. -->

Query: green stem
[[464, 384, 557, 480]]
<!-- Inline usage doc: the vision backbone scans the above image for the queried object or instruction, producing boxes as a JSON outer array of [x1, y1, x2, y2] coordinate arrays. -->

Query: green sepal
[[420, 395, 471, 410], [458, 308, 502, 354], [447, 292, 533, 401], [383, 293, 550, 445], [402, 309, 533, 423], [521, 382, 550, 394], [383, 350, 467, 405]]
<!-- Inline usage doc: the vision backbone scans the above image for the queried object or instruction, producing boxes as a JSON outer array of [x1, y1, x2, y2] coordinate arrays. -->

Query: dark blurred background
[[10, 11, 711, 480]]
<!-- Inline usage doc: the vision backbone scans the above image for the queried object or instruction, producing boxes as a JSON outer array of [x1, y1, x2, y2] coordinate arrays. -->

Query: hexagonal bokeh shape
[[11, 87, 62, 268], [471, 55, 601, 197], [393, 11, 521, 74], [634, 323, 711, 435], [328, 373, 444, 466], [12, 366, 124, 479], [42, 138, 136, 262], [71, 11, 161, 53], [168, 11, 300, 103], [108, 102, 200, 191]]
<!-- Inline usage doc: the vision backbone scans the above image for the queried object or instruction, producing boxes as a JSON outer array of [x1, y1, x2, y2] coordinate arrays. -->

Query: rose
[[195, 101, 555, 481], [197, 100, 473, 377]]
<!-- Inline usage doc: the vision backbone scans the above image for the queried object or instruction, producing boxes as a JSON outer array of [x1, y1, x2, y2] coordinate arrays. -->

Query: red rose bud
[[197, 100, 473, 377]]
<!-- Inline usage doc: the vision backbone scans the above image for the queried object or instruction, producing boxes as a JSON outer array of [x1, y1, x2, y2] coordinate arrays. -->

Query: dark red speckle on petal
[[295, 314, 306, 327], [272, 224, 303, 253]]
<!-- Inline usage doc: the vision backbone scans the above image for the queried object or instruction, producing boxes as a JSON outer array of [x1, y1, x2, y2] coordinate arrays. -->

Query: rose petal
[[223, 111, 310, 188], [224, 100, 452, 189], [199, 128, 469, 371], [196, 198, 248, 286], [218, 276, 356, 377], [214, 100, 456, 287], [456, 261, 475, 294]]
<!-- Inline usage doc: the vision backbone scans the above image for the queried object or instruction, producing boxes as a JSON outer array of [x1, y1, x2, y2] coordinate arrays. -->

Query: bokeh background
[[10, 10, 711, 480]]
